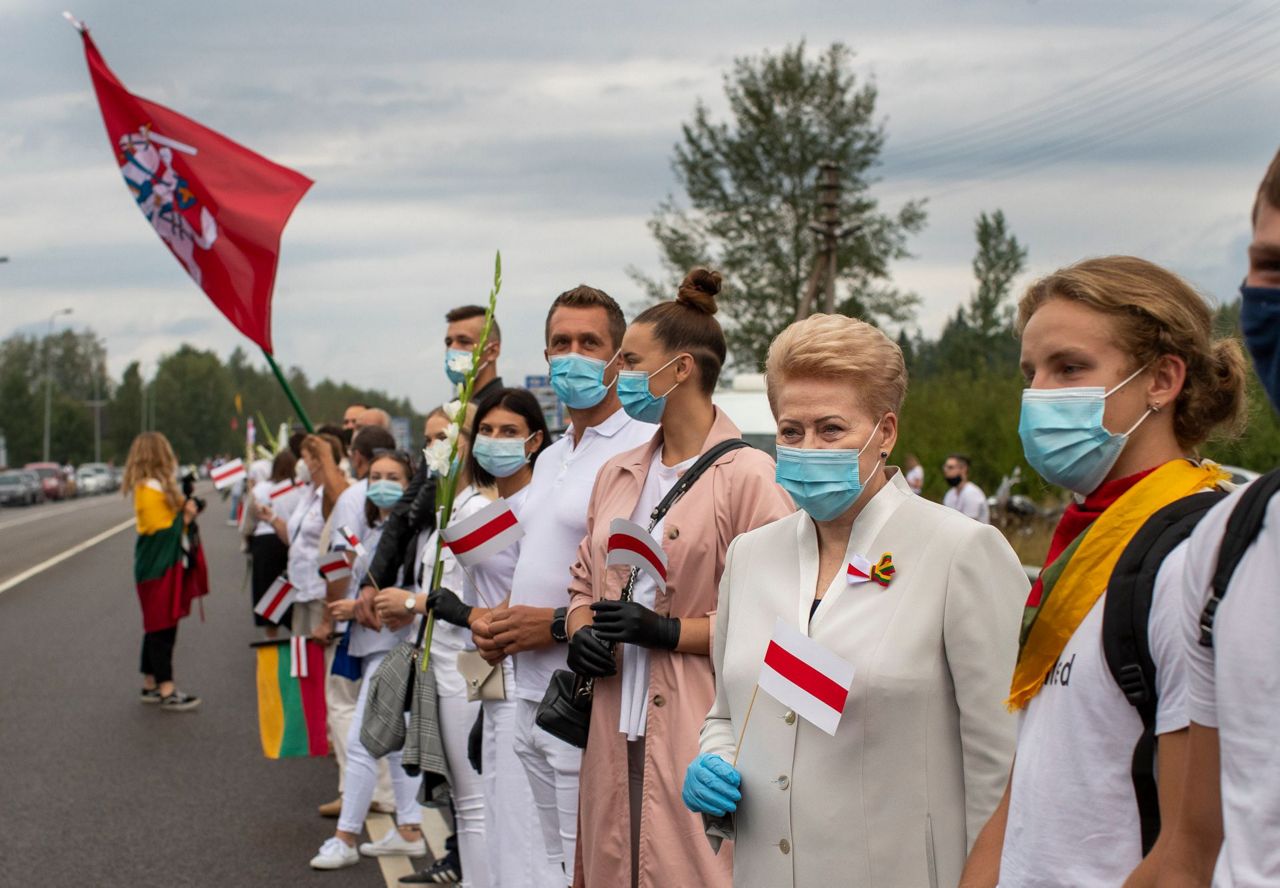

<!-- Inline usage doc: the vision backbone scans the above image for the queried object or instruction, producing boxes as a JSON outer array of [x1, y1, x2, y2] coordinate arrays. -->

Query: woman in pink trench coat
[[564, 269, 793, 888]]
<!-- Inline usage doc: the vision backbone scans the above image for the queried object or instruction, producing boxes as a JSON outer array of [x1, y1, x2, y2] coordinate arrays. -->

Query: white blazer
[[701, 471, 1027, 888]]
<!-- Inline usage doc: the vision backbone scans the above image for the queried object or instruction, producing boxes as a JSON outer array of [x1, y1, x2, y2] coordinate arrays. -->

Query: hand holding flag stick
[[419, 252, 503, 670]]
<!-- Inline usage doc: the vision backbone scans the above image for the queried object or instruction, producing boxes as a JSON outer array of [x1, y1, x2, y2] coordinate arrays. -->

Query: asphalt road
[[0, 488, 443, 887]]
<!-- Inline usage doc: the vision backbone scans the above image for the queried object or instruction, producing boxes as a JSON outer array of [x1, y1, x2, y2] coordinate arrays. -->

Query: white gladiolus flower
[[444, 399, 463, 422], [445, 423, 460, 444], [447, 352, 474, 374], [423, 439, 453, 475]]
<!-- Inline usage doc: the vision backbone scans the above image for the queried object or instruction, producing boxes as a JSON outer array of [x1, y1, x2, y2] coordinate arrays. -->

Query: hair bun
[[676, 268, 721, 315]]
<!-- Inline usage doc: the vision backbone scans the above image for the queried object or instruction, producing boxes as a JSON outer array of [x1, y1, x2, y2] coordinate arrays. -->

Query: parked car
[[24, 462, 67, 500], [0, 470, 42, 506], [76, 463, 115, 495]]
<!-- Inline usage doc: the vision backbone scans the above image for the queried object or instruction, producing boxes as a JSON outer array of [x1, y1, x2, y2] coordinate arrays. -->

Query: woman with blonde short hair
[[684, 313, 1028, 888]]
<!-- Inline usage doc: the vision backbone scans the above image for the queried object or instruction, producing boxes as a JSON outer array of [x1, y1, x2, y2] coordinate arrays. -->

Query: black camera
[[182, 472, 207, 513]]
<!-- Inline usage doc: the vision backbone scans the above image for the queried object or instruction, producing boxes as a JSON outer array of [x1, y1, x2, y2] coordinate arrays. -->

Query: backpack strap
[[1104, 489, 1228, 856], [1200, 468, 1280, 648]]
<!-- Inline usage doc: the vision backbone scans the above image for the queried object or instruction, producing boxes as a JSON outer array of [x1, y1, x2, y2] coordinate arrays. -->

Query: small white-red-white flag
[[290, 636, 309, 678], [269, 479, 300, 500], [211, 458, 246, 490], [254, 575, 296, 624], [606, 518, 667, 590], [337, 525, 367, 558], [846, 554, 873, 585], [440, 498, 524, 568], [757, 618, 856, 736], [319, 550, 352, 583]]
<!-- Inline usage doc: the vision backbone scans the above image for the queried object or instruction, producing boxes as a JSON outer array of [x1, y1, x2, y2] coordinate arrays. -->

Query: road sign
[[525, 374, 564, 433]]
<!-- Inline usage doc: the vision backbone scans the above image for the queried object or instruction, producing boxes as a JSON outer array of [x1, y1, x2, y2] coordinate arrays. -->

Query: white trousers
[[514, 696, 582, 886], [337, 652, 422, 835], [482, 674, 564, 888], [435, 630, 488, 888], [329, 669, 394, 807]]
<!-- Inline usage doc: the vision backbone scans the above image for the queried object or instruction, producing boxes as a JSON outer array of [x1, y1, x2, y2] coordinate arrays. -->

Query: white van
[[712, 373, 776, 457]]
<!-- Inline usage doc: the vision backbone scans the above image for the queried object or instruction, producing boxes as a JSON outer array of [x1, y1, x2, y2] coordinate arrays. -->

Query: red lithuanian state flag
[[254, 638, 328, 758]]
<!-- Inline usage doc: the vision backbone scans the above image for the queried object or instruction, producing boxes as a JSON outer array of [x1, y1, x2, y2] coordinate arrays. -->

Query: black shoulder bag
[[535, 438, 749, 748]]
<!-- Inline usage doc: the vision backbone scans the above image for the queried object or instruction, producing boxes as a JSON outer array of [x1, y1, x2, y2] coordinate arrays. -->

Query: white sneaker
[[310, 837, 359, 870], [359, 828, 426, 858]]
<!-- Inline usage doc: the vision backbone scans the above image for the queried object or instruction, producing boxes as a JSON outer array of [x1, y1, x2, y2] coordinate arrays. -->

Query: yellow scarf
[[1006, 460, 1227, 711]]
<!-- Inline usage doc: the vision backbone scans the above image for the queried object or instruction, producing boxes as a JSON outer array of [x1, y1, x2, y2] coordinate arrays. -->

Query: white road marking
[[0, 496, 125, 533], [0, 517, 135, 596]]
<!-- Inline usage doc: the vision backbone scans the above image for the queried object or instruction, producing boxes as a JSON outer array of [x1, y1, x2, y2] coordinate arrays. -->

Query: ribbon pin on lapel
[[849, 553, 895, 587]]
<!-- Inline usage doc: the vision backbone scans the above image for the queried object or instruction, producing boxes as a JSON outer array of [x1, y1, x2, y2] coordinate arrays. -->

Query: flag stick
[[262, 348, 314, 433], [732, 684, 761, 767]]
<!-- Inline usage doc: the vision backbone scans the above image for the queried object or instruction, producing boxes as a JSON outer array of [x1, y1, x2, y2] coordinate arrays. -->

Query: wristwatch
[[404, 594, 417, 613], [550, 606, 568, 643]]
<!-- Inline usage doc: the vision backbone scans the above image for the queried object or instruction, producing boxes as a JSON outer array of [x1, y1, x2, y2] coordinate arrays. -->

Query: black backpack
[[1103, 468, 1280, 855]]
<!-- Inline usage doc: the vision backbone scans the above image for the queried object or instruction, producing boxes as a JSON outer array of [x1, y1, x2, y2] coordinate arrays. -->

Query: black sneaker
[[140, 687, 162, 704], [399, 856, 461, 884], [159, 691, 201, 712]]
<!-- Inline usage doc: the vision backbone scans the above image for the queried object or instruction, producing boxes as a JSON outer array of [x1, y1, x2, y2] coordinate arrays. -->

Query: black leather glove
[[567, 626, 617, 678], [467, 709, 484, 775], [590, 600, 682, 650], [428, 586, 473, 628]]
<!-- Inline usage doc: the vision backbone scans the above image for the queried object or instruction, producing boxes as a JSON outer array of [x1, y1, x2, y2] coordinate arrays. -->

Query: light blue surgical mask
[[774, 423, 883, 522], [367, 479, 406, 509], [618, 355, 681, 423], [474, 433, 535, 478], [445, 349, 472, 386], [549, 350, 619, 409], [1019, 364, 1152, 496]]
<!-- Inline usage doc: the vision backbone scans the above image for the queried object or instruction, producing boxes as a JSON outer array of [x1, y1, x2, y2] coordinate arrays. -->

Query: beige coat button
[[653, 694, 666, 708], [777, 775, 790, 790], [783, 711, 796, 725], [667, 526, 679, 540], [779, 838, 791, 855]]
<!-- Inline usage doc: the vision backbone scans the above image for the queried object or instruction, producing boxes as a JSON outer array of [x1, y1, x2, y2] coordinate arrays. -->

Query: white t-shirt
[[1000, 542, 1191, 887], [618, 448, 695, 740], [285, 485, 326, 603], [329, 478, 370, 554], [1183, 482, 1280, 887], [906, 465, 924, 495], [944, 481, 989, 524], [420, 487, 492, 698], [346, 522, 415, 658], [509, 408, 658, 702]]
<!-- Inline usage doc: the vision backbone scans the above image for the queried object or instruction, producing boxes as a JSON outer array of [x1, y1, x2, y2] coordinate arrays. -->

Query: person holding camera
[[123, 431, 208, 712]]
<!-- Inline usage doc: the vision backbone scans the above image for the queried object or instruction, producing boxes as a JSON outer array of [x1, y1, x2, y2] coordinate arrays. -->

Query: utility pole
[[42, 307, 73, 462], [86, 361, 106, 462], [797, 160, 862, 318]]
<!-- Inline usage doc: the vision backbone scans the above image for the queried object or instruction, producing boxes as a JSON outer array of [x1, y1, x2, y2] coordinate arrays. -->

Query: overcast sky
[[2, 0, 1276, 413]]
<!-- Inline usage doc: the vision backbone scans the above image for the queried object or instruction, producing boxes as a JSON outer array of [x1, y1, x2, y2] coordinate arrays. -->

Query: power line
[[890, 1, 1277, 166]]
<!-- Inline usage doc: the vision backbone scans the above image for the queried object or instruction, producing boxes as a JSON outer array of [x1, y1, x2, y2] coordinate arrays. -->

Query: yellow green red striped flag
[[253, 638, 328, 758]]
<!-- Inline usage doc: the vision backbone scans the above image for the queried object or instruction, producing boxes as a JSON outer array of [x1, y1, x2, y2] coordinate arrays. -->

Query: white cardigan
[[701, 472, 1027, 888]]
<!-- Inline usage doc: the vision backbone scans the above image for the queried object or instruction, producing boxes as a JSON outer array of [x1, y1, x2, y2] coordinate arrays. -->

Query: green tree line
[[0, 336, 424, 468]]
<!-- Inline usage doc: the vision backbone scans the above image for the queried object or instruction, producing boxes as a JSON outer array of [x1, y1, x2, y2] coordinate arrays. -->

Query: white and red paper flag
[[71, 21, 312, 355], [254, 575, 296, 624], [337, 525, 367, 558], [211, 458, 246, 490], [847, 554, 874, 585], [757, 618, 856, 736], [605, 518, 667, 590], [269, 479, 300, 500], [290, 636, 309, 678], [318, 551, 353, 584], [440, 498, 524, 568]]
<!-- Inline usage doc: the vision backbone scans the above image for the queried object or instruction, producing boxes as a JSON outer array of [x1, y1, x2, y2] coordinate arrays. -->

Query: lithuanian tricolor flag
[[133, 483, 207, 632], [253, 638, 328, 758]]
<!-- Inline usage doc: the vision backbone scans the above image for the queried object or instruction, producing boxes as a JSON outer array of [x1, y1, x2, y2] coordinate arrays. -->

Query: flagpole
[[262, 348, 314, 433], [732, 684, 760, 767]]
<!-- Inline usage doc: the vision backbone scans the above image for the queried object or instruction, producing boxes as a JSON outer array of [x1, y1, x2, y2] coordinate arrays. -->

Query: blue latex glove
[[682, 753, 742, 816]]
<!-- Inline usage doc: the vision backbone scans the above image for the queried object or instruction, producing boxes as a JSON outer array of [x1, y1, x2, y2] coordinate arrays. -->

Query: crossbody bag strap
[[617, 439, 749, 602]]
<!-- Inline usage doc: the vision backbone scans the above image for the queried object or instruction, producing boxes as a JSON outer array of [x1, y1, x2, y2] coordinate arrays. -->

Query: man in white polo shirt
[[479, 285, 655, 886]]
